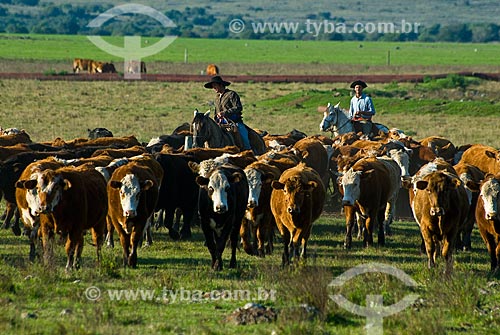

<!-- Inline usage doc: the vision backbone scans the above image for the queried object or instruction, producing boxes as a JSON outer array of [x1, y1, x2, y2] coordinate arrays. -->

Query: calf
[[475, 174, 500, 273], [196, 165, 249, 271], [107, 162, 160, 267], [271, 163, 325, 265], [412, 171, 469, 274], [16, 164, 107, 270]]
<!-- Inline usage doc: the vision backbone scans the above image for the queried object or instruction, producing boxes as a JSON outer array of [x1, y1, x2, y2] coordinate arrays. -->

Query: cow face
[[415, 172, 461, 217], [480, 176, 500, 221], [388, 148, 410, 177], [196, 170, 243, 214], [340, 168, 373, 207], [110, 173, 154, 231], [272, 177, 317, 215], [18, 171, 68, 215]]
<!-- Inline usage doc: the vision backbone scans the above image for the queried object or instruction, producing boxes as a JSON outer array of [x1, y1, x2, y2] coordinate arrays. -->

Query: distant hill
[[1, 0, 499, 42]]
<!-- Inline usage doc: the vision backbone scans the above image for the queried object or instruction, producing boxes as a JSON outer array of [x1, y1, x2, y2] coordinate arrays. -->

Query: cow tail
[[438, 216, 445, 237]]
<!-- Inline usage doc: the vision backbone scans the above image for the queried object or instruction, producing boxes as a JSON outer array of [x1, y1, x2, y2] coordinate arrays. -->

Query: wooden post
[[387, 50, 391, 66], [184, 48, 188, 64]]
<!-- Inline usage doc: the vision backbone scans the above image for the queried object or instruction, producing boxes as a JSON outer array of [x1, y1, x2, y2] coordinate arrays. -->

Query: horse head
[[192, 109, 212, 148], [319, 102, 341, 132]]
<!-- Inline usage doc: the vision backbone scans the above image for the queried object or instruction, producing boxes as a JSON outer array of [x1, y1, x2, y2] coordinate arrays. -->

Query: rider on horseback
[[204, 76, 252, 150], [349, 80, 376, 137]]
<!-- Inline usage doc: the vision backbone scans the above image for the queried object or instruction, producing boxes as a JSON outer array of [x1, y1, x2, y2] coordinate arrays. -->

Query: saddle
[[216, 117, 244, 148]]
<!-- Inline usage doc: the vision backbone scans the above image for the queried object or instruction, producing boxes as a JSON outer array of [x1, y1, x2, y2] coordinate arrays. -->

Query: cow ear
[[188, 161, 200, 174], [62, 179, 72, 190], [142, 180, 154, 191], [230, 172, 244, 183], [16, 179, 37, 190], [415, 180, 428, 190], [109, 180, 122, 189], [196, 176, 209, 186], [401, 176, 413, 189], [271, 180, 285, 190]]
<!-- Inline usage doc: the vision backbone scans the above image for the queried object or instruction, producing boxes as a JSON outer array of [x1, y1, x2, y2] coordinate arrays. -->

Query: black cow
[[196, 165, 248, 271], [154, 153, 199, 239], [88, 128, 114, 139]]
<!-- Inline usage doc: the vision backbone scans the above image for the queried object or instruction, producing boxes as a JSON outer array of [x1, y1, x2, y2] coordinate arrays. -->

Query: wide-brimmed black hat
[[350, 80, 368, 89], [204, 76, 231, 88]]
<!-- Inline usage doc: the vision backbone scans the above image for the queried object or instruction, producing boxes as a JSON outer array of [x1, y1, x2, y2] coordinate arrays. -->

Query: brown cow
[[51, 135, 141, 149], [340, 157, 393, 248], [73, 58, 93, 73], [474, 174, 500, 273], [257, 149, 301, 173], [0, 131, 31, 146], [271, 163, 325, 265], [107, 161, 160, 267], [206, 64, 219, 76], [292, 137, 330, 189], [241, 161, 281, 256], [412, 170, 469, 274], [16, 164, 107, 270], [419, 136, 456, 164], [91, 145, 147, 158], [459, 144, 500, 175]]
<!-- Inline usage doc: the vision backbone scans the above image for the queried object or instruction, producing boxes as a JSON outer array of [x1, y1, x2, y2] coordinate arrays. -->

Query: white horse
[[319, 102, 389, 137]]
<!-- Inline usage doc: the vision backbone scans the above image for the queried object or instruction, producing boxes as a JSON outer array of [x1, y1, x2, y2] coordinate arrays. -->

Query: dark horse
[[191, 110, 266, 155]]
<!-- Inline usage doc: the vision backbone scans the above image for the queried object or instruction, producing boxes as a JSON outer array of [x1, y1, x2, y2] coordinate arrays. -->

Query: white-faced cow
[[196, 165, 249, 271], [107, 161, 160, 267]]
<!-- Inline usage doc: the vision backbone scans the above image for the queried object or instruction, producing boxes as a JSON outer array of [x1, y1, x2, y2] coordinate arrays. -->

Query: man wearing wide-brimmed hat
[[348, 80, 376, 136], [204, 76, 251, 150]]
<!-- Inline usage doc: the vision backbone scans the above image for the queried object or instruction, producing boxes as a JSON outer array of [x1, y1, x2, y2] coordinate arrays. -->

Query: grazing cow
[[154, 153, 199, 240], [241, 161, 281, 256], [206, 64, 219, 76], [16, 164, 107, 270], [196, 165, 249, 271], [474, 174, 500, 273], [73, 58, 93, 73], [271, 163, 325, 265], [107, 162, 160, 267], [411, 170, 469, 274], [88, 128, 113, 139], [340, 157, 392, 248], [459, 144, 500, 175]]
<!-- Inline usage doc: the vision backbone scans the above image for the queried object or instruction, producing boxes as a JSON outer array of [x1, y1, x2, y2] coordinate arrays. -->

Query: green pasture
[[1, 33, 500, 66]]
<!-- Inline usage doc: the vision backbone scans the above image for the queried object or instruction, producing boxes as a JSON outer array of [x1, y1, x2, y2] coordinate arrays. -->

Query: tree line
[[0, 2, 498, 43]]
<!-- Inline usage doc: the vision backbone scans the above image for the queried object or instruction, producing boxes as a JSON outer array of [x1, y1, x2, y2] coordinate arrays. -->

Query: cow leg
[[28, 227, 38, 262], [164, 209, 180, 241], [384, 197, 396, 236], [356, 213, 364, 240], [256, 224, 266, 258], [40, 224, 55, 267], [281, 229, 291, 266], [494, 242, 500, 275], [377, 209, 386, 247], [179, 209, 194, 240], [229, 221, 240, 269], [344, 206, 355, 249], [128, 228, 143, 268], [155, 209, 164, 230], [11, 209, 21, 236], [421, 228, 435, 269], [105, 217, 115, 248], [201, 221, 218, 270], [442, 232, 456, 276], [141, 216, 153, 247], [240, 217, 256, 256], [72, 233, 85, 270], [119, 231, 131, 267], [64, 232, 80, 271], [1, 202, 17, 230], [91, 221, 105, 264], [363, 216, 374, 248], [483, 233, 498, 272]]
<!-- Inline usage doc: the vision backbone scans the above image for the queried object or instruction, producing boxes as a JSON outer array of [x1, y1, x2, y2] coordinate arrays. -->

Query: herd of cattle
[[72, 58, 147, 74], [1, 123, 500, 275]]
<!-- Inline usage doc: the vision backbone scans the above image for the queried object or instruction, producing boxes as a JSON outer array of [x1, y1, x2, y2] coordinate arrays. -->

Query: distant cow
[[16, 164, 107, 270], [73, 58, 93, 73], [271, 163, 325, 265], [412, 170, 469, 274], [107, 161, 160, 267], [196, 165, 249, 271], [88, 128, 113, 139], [474, 174, 500, 273], [206, 64, 219, 76]]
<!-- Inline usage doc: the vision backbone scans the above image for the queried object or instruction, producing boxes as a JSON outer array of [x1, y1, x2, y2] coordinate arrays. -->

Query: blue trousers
[[236, 123, 251, 150]]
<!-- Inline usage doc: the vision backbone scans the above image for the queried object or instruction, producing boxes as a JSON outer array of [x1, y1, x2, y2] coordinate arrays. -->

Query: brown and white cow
[[340, 157, 392, 248], [270, 163, 325, 265], [107, 161, 160, 267], [474, 174, 500, 273], [206, 64, 219, 76], [73, 58, 93, 73], [241, 160, 281, 256], [16, 164, 107, 270], [411, 170, 469, 274], [196, 165, 249, 270]]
